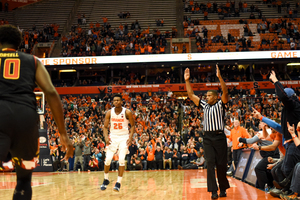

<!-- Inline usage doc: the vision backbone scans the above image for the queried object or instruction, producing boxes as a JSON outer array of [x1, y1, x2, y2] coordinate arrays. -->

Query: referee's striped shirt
[[198, 99, 225, 131]]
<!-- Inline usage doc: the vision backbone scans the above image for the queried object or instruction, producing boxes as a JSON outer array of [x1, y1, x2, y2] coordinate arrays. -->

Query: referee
[[184, 65, 230, 199]]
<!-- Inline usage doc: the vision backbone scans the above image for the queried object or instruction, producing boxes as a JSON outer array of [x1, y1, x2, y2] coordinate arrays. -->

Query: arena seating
[[74, 0, 177, 33], [14, 0, 76, 32]]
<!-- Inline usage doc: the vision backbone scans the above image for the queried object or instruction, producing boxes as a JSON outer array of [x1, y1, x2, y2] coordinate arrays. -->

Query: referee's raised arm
[[216, 64, 229, 104], [184, 68, 200, 106]]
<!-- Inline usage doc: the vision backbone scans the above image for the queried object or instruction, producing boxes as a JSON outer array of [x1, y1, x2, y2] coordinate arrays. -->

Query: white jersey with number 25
[[110, 107, 129, 136]]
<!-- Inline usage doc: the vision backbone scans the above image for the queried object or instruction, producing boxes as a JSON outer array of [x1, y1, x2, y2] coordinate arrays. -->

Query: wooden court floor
[[1, 169, 279, 200]]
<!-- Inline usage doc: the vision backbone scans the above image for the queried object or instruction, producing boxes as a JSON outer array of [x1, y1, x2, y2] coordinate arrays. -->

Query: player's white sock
[[104, 173, 109, 180], [117, 176, 122, 183]]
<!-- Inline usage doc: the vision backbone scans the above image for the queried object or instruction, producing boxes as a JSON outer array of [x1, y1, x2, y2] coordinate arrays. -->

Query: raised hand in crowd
[[287, 121, 295, 136], [287, 121, 300, 147], [269, 70, 278, 83], [251, 107, 262, 119]]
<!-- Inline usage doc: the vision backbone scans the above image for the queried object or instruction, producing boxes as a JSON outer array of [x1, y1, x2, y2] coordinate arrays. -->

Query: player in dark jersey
[[0, 25, 74, 200]]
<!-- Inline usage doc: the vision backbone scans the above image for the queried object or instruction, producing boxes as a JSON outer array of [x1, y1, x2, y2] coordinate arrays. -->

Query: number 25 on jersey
[[1, 58, 21, 80], [113, 123, 123, 129]]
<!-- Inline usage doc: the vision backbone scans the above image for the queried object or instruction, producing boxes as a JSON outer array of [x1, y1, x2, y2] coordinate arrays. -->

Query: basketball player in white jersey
[[100, 94, 135, 192]]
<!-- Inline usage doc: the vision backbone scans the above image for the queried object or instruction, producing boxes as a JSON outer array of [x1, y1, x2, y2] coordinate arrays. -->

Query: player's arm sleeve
[[239, 135, 260, 144], [262, 116, 282, 134]]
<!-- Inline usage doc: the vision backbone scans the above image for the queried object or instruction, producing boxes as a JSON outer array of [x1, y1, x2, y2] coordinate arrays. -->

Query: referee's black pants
[[203, 131, 230, 192]]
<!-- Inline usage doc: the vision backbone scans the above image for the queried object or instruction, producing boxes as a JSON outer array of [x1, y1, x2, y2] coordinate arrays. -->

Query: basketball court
[[1, 169, 279, 200]]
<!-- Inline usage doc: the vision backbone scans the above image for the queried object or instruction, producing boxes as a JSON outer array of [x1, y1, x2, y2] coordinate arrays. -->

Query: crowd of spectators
[[184, 0, 299, 19], [183, 0, 264, 20], [0, 20, 59, 55], [18, 23, 60, 55], [110, 70, 143, 86], [183, 16, 300, 52], [60, 16, 170, 57], [45, 81, 300, 172], [47, 91, 185, 172], [52, 65, 292, 88], [155, 19, 164, 26], [182, 0, 300, 53], [118, 12, 131, 19]]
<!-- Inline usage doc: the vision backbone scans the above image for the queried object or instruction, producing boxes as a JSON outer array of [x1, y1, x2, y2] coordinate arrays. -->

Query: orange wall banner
[[34, 81, 300, 95]]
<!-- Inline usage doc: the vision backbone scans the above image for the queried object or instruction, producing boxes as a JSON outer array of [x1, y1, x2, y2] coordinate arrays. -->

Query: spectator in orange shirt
[[204, 11, 208, 20], [289, 9, 293, 18], [218, 7, 223, 15], [89, 22, 94, 29], [102, 16, 108, 26], [243, 2, 248, 12], [191, 5, 195, 13], [250, 87, 256, 97], [189, 0, 194, 7], [260, 70, 269, 80], [119, 23, 124, 31], [281, 27, 287, 37], [226, 1, 231, 11], [207, 2, 212, 12], [95, 21, 100, 28], [146, 141, 156, 170], [147, 45, 152, 54], [204, 45, 211, 52], [24, 34, 29, 49], [277, 0, 281, 13], [272, 39, 278, 50], [159, 46, 165, 54], [227, 119, 251, 171], [54, 32, 59, 40]]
